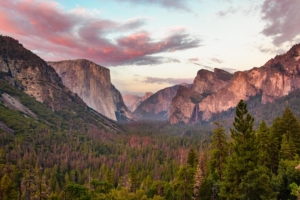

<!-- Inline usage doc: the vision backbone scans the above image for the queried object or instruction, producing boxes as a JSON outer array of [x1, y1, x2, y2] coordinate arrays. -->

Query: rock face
[[123, 94, 142, 112], [169, 69, 233, 124], [0, 36, 85, 110], [142, 92, 153, 102], [1, 93, 37, 119], [133, 85, 181, 120], [48, 59, 133, 121], [170, 43, 300, 124], [123, 92, 153, 112]]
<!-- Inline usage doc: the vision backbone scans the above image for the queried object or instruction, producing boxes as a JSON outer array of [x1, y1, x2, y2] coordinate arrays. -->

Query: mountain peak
[[170, 43, 300, 124], [48, 59, 133, 121], [0, 35, 86, 110]]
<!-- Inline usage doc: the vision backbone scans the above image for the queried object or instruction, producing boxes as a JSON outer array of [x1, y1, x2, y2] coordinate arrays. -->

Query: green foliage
[[220, 100, 260, 199], [289, 182, 300, 199], [3, 74, 300, 199], [272, 159, 300, 199], [173, 166, 195, 200], [280, 134, 297, 160], [187, 147, 197, 168], [208, 121, 228, 182], [66, 183, 90, 200], [0, 84, 208, 199], [256, 120, 271, 167], [0, 173, 18, 200], [280, 108, 300, 154], [239, 166, 277, 200]]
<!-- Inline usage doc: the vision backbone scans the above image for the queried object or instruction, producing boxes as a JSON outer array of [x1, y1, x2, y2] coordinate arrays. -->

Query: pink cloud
[[261, 0, 300, 46], [0, 0, 201, 66]]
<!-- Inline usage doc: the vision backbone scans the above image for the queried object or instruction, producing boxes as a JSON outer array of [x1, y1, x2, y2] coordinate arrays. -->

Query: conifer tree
[[173, 166, 195, 200], [269, 117, 283, 173], [0, 173, 18, 200], [220, 100, 259, 199], [280, 108, 300, 154], [187, 147, 197, 168], [209, 121, 228, 182], [280, 134, 296, 160], [256, 120, 271, 167], [129, 166, 137, 193]]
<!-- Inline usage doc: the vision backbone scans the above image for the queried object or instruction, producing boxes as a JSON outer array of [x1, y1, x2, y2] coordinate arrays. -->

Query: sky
[[1, 0, 300, 96]]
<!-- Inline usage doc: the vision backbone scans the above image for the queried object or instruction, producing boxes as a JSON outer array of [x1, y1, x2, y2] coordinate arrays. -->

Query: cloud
[[0, 0, 201, 66], [220, 67, 237, 73], [258, 45, 285, 55], [217, 6, 238, 17], [261, 0, 300, 46], [141, 76, 194, 85], [188, 58, 199, 62], [189, 61, 213, 70], [112, 0, 191, 12], [187, 57, 236, 73], [210, 57, 224, 64], [188, 57, 214, 70], [122, 56, 180, 66]]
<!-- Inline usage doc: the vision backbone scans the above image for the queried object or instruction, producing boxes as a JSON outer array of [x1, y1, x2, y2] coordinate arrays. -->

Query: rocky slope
[[48, 59, 133, 121], [133, 85, 182, 120], [123, 92, 153, 112], [0, 36, 122, 132], [169, 69, 233, 124], [0, 36, 85, 110], [170, 43, 300, 124]]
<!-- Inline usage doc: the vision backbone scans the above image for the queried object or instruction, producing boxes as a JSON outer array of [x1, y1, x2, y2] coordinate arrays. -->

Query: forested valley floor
[[1, 82, 300, 200]]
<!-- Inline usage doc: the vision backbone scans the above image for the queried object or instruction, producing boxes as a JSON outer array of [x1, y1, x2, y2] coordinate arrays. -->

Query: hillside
[[170, 43, 300, 124], [48, 60, 133, 121]]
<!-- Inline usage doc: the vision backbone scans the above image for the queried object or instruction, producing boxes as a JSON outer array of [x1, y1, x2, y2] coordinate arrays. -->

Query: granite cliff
[[123, 92, 153, 112], [169, 69, 233, 124], [169, 43, 300, 124], [48, 59, 133, 121], [0, 36, 85, 110], [133, 85, 181, 120], [0, 35, 122, 132]]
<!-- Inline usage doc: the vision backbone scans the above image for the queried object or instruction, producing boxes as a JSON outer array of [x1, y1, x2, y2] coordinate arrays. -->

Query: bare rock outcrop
[[0, 36, 85, 110], [133, 85, 180, 120], [48, 59, 133, 121], [170, 43, 300, 124], [123, 92, 153, 112], [123, 94, 142, 112], [142, 92, 153, 102], [169, 69, 233, 124]]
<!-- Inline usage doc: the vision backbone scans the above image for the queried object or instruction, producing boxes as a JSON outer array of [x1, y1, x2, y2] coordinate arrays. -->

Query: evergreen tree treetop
[[231, 100, 255, 143], [220, 100, 262, 199]]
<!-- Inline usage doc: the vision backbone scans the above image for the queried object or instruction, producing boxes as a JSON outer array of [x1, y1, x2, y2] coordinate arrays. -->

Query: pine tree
[[256, 120, 271, 167], [280, 108, 300, 154], [129, 166, 137, 193], [239, 166, 277, 200], [187, 147, 197, 168], [269, 117, 283, 174], [280, 134, 296, 160], [0, 173, 18, 200], [209, 121, 228, 182], [220, 100, 259, 199], [173, 166, 195, 200]]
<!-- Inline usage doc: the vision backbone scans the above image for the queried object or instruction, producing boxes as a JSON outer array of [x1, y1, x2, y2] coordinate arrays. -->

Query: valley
[[1, 33, 300, 199]]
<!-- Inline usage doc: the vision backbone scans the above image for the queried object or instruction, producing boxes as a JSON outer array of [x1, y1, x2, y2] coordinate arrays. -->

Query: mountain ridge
[[48, 59, 133, 122], [170, 43, 300, 124]]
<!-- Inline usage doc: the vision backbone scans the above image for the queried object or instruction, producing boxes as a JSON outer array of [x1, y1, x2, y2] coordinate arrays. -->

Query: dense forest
[[1, 79, 300, 199]]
